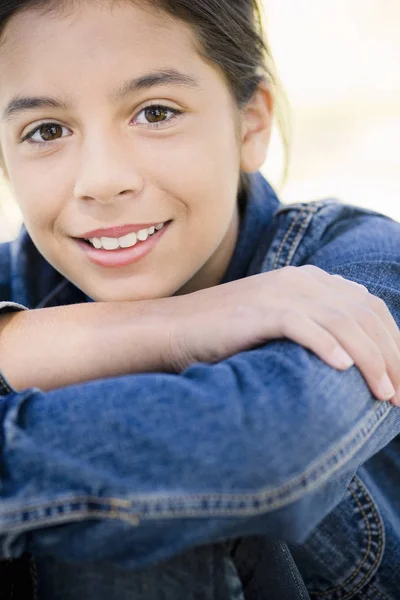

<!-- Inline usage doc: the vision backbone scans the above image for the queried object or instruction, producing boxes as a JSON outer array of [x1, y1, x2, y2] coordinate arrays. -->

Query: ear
[[239, 83, 273, 173]]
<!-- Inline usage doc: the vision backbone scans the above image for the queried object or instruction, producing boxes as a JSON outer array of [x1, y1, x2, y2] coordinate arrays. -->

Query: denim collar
[[9, 173, 281, 308], [221, 173, 281, 283]]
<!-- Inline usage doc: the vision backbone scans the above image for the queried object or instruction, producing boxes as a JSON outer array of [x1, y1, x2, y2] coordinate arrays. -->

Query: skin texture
[[0, 0, 271, 302]]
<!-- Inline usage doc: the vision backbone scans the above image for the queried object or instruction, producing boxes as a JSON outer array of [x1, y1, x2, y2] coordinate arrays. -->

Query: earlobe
[[239, 84, 273, 173]]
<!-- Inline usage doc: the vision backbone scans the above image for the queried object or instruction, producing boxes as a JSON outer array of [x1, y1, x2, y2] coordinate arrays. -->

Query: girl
[[0, 1, 399, 598]]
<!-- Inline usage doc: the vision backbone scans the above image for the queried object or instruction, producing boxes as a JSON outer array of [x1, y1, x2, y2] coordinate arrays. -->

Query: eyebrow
[[110, 69, 201, 100], [2, 97, 67, 121], [2, 69, 201, 122]]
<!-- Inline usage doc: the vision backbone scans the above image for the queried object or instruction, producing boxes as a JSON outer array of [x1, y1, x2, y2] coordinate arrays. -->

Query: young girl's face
[[0, 0, 270, 301]]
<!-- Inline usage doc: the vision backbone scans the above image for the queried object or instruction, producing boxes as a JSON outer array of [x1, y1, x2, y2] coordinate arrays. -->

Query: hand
[[167, 265, 400, 406]]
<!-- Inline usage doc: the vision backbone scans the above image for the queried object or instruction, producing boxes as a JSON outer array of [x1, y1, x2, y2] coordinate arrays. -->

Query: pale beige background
[[1, 0, 399, 241]]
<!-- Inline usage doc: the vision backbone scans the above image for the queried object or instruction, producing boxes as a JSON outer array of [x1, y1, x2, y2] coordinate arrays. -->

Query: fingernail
[[378, 374, 395, 401], [332, 347, 354, 369]]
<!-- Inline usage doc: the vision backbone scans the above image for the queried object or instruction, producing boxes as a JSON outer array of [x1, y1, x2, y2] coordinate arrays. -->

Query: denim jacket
[[0, 174, 399, 599]]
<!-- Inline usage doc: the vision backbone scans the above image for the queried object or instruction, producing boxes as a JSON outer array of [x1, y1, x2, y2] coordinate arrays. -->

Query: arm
[[1, 264, 399, 400], [0, 251, 399, 569], [0, 300, 175, 391]]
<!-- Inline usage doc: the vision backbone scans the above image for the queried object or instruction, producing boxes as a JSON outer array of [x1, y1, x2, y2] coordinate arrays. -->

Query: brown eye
[[144, 107, 169, 123], [133, 105, 181, 128], [39, 123, 63, 141], [23, 122, 71, 145]]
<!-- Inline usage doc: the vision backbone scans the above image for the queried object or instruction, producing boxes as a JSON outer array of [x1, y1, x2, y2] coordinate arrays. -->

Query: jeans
[[34, 538, 310, 600]]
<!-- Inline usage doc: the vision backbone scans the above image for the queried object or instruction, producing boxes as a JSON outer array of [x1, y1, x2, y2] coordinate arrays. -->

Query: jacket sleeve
[[0, 218, 399, 569]]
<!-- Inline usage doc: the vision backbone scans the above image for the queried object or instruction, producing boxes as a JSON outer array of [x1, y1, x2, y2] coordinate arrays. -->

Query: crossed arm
[[0, 255, 399, 567]]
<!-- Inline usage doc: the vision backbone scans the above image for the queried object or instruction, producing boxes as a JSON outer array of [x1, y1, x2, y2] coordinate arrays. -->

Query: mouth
[[82, 222, 166, 251], [76, 221, 171, 268]]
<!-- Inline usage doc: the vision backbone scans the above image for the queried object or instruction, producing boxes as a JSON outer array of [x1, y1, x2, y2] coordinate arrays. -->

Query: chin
[[83, 281, 175, 303]]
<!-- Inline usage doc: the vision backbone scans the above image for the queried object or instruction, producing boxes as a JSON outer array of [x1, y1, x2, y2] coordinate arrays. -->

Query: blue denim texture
[[0, 173, 399, 599]]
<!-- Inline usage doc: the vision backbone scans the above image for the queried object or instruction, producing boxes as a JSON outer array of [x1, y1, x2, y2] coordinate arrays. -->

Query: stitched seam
[[312, 477, 373, 597], [0, 406, 390, 529], [312, 476, 384, 600], [273, 203, 324, 270], [0, 510, 140, 537], [275, 201, 330, 218], [273, 209, 304, 269], [280, 542, 307, 599], [0, 405, 390, 531], [285, 211, 315, 267], [137, 403, 390, 512], [0, 495, 132, 516]]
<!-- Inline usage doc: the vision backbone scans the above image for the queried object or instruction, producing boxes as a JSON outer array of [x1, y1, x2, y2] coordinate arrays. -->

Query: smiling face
[[0, 0, 271, 301]]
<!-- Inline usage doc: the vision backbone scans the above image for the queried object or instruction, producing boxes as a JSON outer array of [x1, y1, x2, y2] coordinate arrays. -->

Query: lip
[[76, 221, 170, 268], [79, 222, 166, 240]]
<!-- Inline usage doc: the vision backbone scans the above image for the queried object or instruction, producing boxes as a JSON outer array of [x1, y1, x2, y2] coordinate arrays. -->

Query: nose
[[73, 136, 144, 204]]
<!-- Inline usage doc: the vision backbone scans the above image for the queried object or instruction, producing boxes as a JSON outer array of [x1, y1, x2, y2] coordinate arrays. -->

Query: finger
[[329, 289, 400, 403], [302, 266, 369, 297], [313, 305, 397, 403], [278, 311, 355, 370], [332, 274, 369, 294], [303, 266, 400, 355], [364, 294, 400, 354], [347, 302, 400, 406]]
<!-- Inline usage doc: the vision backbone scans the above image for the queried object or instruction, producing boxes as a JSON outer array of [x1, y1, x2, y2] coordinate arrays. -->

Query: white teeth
[[119, 232, 137, 249], [101, 237, 119, 250], [137, 228, 149, 242], [88, 222, 165, 250]]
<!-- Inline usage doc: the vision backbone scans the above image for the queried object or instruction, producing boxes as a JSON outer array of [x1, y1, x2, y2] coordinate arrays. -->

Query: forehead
[[0, 1, 206, 98]]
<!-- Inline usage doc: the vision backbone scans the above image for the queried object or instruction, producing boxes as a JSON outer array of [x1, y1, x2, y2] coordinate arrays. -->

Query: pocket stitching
[[311, 476, 384, 599]]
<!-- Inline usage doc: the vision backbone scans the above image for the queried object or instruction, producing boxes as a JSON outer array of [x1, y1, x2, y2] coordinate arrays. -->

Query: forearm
[[0, 300, 173, 391]]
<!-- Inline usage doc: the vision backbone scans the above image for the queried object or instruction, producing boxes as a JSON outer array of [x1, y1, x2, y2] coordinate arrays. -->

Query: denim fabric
[[0, 173, 399, 599], [34, 545, 246, 600]]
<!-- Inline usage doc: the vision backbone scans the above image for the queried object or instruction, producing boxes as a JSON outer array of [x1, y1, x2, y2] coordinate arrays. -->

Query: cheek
[[6, 155, 67, 233], [11, 179, 62, 244], [142, 123, 240, 204]]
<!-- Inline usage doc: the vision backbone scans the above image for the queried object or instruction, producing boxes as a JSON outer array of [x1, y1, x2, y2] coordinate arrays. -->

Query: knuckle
[[347, 279, 369, 292], [368, 294, 388, 314], [276, 266, 303, 289], [343, 280, 370, 298], [279, 265, 299, 281], [299, 265, 321, 276], [357, 283, 370, 294]]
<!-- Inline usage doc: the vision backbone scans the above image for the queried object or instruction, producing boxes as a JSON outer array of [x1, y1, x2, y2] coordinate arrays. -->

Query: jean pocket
[[290, 475, 385, 600]]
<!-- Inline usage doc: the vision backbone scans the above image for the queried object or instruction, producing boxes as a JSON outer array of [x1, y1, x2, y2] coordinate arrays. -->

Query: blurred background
[[1, 0, 399, 241]]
